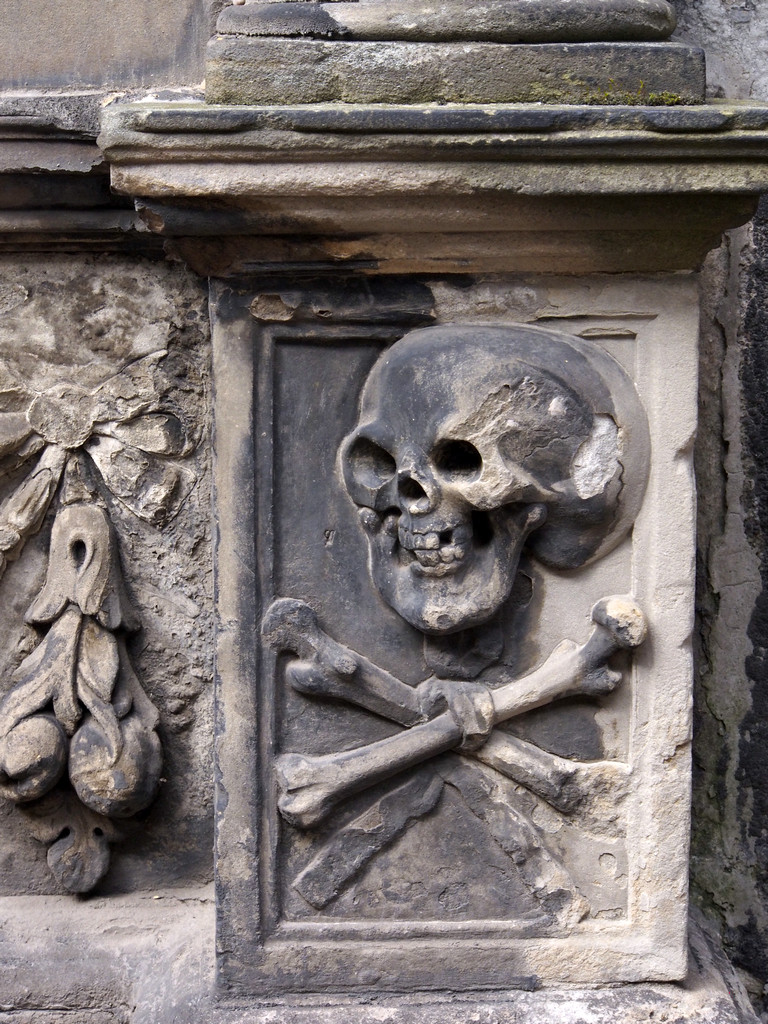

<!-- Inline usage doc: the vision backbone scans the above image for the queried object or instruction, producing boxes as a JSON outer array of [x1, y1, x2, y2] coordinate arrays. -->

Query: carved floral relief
[[0, 352, 198, 892]]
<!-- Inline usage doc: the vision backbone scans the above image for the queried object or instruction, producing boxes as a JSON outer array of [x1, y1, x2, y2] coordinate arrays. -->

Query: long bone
[[261, 598, 423, 727], [264, 599, 611, 813], [266, 596, 647, 828]]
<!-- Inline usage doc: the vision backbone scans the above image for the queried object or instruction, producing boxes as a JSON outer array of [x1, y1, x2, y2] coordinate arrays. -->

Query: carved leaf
[[0, 606, 82, 739], [75, 619, 121, 762], [113, 637, 160, 732], [95, 412, 190, 457], [89, 351, 167, 425], [20, 787, 119, 894], [0, 445, 67, 576], [85, 435, 196, 526], [25, 501, 139, 632]]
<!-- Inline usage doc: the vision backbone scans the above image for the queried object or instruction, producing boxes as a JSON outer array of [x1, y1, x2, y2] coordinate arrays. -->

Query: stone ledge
[[110, 100, 768, 135], [100, 101, 768, 186], [0, 91, 105, 138], [97, 100, 768, 273], [0, 95, 167, 251], [0, 896, 756, 1023]]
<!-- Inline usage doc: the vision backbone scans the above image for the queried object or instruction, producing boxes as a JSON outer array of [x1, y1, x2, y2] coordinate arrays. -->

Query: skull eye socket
[[432, 439, 482, 478], [346, 436, 396, 489]]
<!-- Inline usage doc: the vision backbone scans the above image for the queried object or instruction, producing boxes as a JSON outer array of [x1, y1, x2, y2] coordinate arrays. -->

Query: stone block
[[213, 272, 698, 995], [205, 38, 706, 105], [216, 0, 678, 44]]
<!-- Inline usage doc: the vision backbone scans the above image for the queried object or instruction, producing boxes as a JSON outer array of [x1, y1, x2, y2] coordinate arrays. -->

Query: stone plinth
[[207, 0, 702, 105], [0, 895, 756, 1023], [205, 39, 705, 105], [94, 96, 768, 1009]]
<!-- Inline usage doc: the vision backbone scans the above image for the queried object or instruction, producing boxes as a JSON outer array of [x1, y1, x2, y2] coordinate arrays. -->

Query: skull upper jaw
[[361, 503, 546, 635]]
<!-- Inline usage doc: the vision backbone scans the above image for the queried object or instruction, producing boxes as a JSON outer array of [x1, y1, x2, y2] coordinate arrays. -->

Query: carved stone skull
[[340, 324, 649, 635]]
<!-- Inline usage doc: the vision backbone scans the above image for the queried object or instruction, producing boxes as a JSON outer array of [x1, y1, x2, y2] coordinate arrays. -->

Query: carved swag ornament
[[264, 324, 651, 922], [0, 352, 196, 892]]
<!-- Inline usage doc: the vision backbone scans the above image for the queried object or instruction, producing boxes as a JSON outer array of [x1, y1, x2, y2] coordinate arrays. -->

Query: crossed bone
[[262, 594, 647, 830]]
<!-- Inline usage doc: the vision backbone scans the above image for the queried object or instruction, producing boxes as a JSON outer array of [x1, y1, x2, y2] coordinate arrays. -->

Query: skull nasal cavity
[[398, 475, 428, 504]]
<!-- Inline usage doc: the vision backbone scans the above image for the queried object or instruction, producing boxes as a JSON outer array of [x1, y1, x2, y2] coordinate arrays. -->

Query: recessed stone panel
[[213, 273, 698, 995]]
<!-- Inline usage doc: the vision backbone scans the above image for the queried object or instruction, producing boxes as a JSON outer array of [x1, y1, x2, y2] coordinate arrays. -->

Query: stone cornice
[[100, 101, 768, 180], [1, 98, 767, 268], [95, 101, 768, 275]]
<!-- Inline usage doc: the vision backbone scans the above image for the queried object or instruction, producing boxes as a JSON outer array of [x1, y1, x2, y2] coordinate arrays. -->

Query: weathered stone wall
[[0, 0, 211, 91], [672, 2, 768, 1011], [673, 0, 768, 101], [0, 1, 765, 1018]]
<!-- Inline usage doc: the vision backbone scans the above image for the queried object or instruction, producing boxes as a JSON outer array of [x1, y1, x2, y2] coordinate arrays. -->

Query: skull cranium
[[340, 324, 649, 636]]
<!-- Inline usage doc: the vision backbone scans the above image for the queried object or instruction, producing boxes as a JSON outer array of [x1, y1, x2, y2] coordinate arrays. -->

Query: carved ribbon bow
[[0, 351, 195, 576]]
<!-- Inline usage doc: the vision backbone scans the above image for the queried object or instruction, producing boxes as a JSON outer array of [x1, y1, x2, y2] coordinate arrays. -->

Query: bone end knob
[[262, 598, 316, 649], [591, 595, 648, 649], [261, 598, 356, 677], [275, 751, 337, 829]]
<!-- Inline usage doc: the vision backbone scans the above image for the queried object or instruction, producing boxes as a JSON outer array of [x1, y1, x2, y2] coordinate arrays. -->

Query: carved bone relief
[[264, 323, 650, 919], [213, 275, 697, 991]]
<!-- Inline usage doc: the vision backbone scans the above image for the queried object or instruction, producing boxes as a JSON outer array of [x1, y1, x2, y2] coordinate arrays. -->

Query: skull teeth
[[401, 529, 441, 550], [399, 524, 469, 567], [440, 545, 463, 563]]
